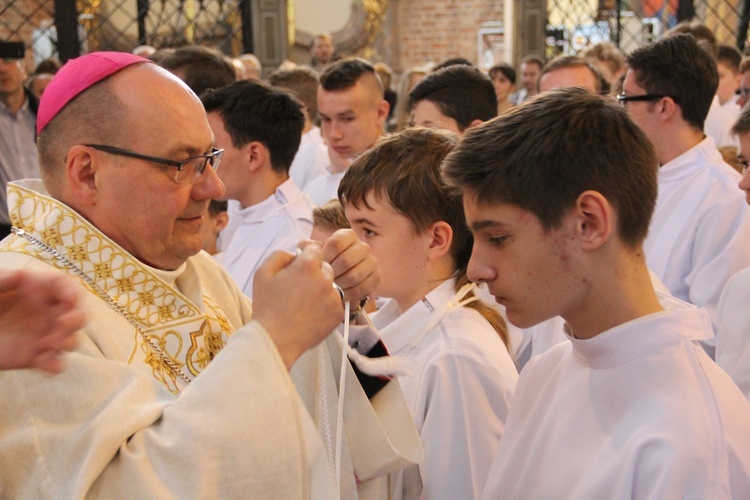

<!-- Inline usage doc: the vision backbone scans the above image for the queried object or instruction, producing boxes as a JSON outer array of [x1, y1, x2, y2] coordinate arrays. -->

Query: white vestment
[[717, 266, 750, 401], [222, 179, 314, 297], [304, 167, 346, 207], [481, 294, 750, 499], [705, 95, 739, 148], [513, 270, 670, 369], [290, 126, 328, 191], [0, 180, 418, 498], [372, 280, 518, 500], [644, 136, 750, 340], [721, 94, 741, 121]]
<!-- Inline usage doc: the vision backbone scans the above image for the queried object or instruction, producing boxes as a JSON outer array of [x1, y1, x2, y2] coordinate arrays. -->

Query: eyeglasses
[[616, 92, 668, 106], [85, 144, 223, 183]]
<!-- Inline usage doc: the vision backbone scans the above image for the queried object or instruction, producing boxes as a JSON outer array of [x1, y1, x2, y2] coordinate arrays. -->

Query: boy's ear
[[246, 141, 267, 172], [574, 190, 612, 251], [427, 221, 453, 260], [467, 118, 484, 130], [658, 96, 678, 122], [214, 211, 229, 234], [376, 99, 390, 126], [66, 145, 99, 205]]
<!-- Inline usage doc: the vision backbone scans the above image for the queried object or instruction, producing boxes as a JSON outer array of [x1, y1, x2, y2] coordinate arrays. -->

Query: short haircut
[[37, 79, 126, 190], [665, 20, 718, 60], [540, 55, 604, 93], [408, 65, 498, 130], [33, 58, 61, 75], [269, 66, 321, 121], [201, 80, 304, 173], [488, 63, 516, 84], [581, 42, 626, 76], [339, 127, 509, 347], [718, 44, 742, 72], [312, 199, 350, 232], [520, 54, 544, 69], [628, 33, 718, 131], [432, 57, 473, 72], [319, 57, 381, 94], [731, 104, 750, 136], [443, 87, 658, 248], [158, 45, 236, 95]]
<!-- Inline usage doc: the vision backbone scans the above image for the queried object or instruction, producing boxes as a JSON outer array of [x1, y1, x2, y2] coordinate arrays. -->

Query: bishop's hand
[[252, 245, 344, 370]]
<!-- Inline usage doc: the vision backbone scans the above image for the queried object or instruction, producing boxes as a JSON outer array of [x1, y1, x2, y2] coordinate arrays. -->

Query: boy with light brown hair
[[339, 127, 517, 499]]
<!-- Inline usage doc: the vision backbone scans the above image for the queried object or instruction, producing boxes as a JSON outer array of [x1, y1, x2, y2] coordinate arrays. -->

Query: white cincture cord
[[317, 280, 348, 499], [334, 298, 350, 499]]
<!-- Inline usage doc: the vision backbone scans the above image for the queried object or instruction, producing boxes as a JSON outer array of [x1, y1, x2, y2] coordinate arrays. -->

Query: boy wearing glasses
[[445, 87, 750, 498], [621, 34, 750, 352]]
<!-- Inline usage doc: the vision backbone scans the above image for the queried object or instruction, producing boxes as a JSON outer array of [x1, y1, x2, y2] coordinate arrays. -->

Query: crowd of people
[[1, 18, 750, 499]]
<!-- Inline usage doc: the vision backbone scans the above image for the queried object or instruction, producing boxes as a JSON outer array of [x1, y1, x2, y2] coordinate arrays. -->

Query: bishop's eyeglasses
[[85, 144, 223, 183]]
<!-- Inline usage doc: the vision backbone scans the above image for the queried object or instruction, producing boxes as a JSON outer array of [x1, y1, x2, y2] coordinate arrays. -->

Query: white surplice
[[481, 294, 750, 500], [222, 179, 313, 297], [303, 167, 346, 207], [644, 136, 750, 340], [705, 95, 739, 148], [717, 266, 750, 401], [290, 126, 328, 192], [373, 279, 518, 500]]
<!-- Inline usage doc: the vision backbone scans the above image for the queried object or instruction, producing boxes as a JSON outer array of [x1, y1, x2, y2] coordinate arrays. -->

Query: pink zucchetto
[[36, 52, 151, 134]]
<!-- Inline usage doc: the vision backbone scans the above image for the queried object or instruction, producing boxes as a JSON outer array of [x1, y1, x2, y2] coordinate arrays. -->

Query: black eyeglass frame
[[616, 92, 670, 105], [85, 144, 223, 180]]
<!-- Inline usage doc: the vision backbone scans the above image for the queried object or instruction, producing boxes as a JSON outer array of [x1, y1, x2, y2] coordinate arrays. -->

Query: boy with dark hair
[[269, 66, 328, 190], [306, 57, 389, 206], [443, 87, 750, 498], [158, 45, 237, 96], [717, 44, 743, 116], [201, 79, 314, 296], [340, 127, 516, 499], [622, 33, 750, 347], [408, 65, 497, 136]]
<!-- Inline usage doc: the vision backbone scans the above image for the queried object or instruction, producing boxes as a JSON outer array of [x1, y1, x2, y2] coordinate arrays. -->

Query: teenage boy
[[340, 128, 517, 499], [443, 87, 750, 498], [306, 58, 389, 206], [201, 80, 314, 297], [407, 65, 497, 137]]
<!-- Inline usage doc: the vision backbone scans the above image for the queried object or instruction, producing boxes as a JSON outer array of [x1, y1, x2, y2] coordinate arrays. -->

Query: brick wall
[[388, 0, 505, 72]]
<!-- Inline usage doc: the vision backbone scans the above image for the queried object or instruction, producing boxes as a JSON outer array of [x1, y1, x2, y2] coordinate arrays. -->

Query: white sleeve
[[717, 268, 750, 401], [416, 347, 516, 500], [0, 321, 330, 498]]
